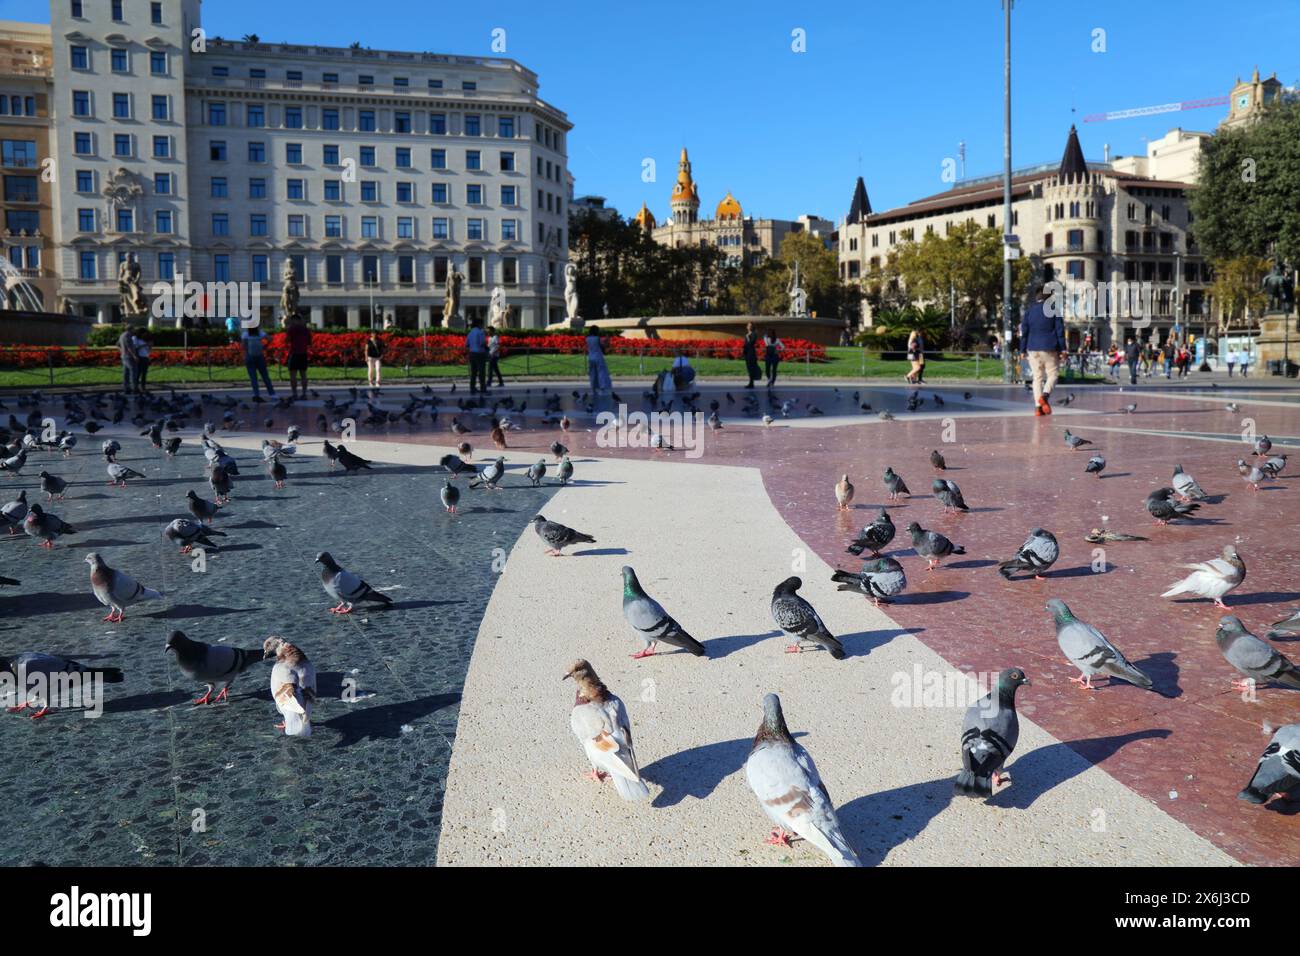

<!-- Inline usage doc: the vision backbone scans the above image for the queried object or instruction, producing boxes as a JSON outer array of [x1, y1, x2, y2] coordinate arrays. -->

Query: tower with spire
[[1041, 125, 1103, 288], [670, 147, 700, 224]]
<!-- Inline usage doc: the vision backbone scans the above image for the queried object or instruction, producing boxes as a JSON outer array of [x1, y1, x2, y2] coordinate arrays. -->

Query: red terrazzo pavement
[[259, 380, 1300, 865]]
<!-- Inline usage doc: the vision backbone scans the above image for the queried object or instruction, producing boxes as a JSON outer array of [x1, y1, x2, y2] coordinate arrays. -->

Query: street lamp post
[[1001, 0, 1015, 383]]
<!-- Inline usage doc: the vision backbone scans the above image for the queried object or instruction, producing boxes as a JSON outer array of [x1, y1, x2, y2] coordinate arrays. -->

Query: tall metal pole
[[1001, 0, 1014, 382]]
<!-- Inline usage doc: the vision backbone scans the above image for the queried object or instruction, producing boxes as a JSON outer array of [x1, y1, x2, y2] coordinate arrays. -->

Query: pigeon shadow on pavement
[[1046, 564, 1110, 579], [944, 559, 997, 571], [706, 629, 782, 659], [571, 547, 629, 557], [67, 538, 145, 549], [989, 728, 1172, 810], [643, 734, 806, 808], [1131, 651, 1181, 698], [1220, 590, 1300, 607], [840, 627, 915, 658], [837, 776, 955, 866], [6, 591, 102, 615], [148, 604, 258, 620], [897, 590, 969, 605], [318, 692, 461, 748], [102, 689, 191, 714], [1097, 472, 1132, 479]]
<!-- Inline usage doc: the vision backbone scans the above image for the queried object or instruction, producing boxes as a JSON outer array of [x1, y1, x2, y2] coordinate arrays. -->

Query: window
[[1067, 229, 1084, 251], [70, 45, 88, 70], [286, 70, 302, 82], [155, 210, 172, 234], [246, 104, 264, 127], [158, 252, 174, 280], [323, 144, 340, 165], [394, 76, 409, 88], [430, 148, 446, 169], [323, 72, 339, 84], [466, 184, 482, 204], [250, 214, 268, 236], [210, 141, 227, 161], [213, 255, 230, 282], [116, 209, 133, 233], [74, 132, 91, 155], [395, 111, 411, 133], [113, 134, 131, 157], [500, 151, 515, 172], [502, 258, 517, 285], [464, 114, 480, 136], [154, 172, 170, 194], [285, 106, 302, 129], [71, 0, 83, 16], [397, 217, 413, 239], [359, 146, 375, 166], [152, 135, 169, 158], [395, 147, 411, 168], [249, 69, 266, 79], [72, 91, 90, 117], [150, 52, 167, 75], [500, 185, 516, 205], [325, 255, 342, 283], [324, 180, 341, 201], [151, 2, 163, 25], [325, 215, 342, 237], [248, 142, 266, 162], [466, 150, 481, 170], [111, 49, 128, 73], [362, 256, 378, 283], [211, 66, 229, 77], [431, 183, 447, 203], [358, 75, 373, 86], [79, 251, 96, 280], [398, 256, 414, 283], [358, 110, 376, 132], [432, 217, 449, 239], [360, 181, 378, 202], [77, 208, 95, 231], [111, 0, 123, 20], [468, 257, 483, 283], [249, 177, 267, 199], [1067, 260, 1085, 280], [210, 177, 228, 198], [75, 170, 94, 192], [322, 108, 339, 131], [361, 216, 378, 238], [467, 218, 484, 240], [498, 116, 514, 138], [501, 219, 517, 241], [287, 179, 304, 200], [287, 215, 305, 237], [430, 113, 447, 134], [211, 214, 229, 235], [285, 143, 302, 164], [463, 81, 477, 92], [428, 79, 443, 90], [113, 93, 131, 119], [396, 182, 413, 203], [252, 255, 269, 283], [152, 95, 168, 120]]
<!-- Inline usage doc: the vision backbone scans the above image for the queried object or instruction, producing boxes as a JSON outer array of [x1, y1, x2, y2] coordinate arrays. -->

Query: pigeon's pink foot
[[180, 545, 192, 554], [274, 722, 286, 730], [630, 646, 656, 659], [7, 703, 28, 714], [764, 827, 793, 847], [1068, 674, 1095, 690], [192, 691, 212, 705], [585, 770, 608, 782], [1034, 574, 1045, 581], [784, 644, 803, 654], [28, 707, 48, 720], [1214, 600, 1230, 610], [213, 688, 229, 704]]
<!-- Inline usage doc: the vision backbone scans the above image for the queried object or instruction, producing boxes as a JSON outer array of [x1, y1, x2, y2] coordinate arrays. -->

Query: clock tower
[[1222, 67, 1284, 129]]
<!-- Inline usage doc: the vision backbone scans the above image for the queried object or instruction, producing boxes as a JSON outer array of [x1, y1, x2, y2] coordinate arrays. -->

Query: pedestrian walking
[[117, 325, 138, 395], [742, 322, 762, 388], [585, 324, 611, 392], [465, 319, 487, 394], [133, 328, 152, 394], [241, 324, 276, 400], [1226, 347, 1237, 377], [286, 314, 312, 399], [763, 329, 783, 387], [365, 330, 385, 388], [905, 327, 926, 385], [1019, 285, 1066, 414], [1125, 337, 1141, 385], [487, 330, 506, 387]]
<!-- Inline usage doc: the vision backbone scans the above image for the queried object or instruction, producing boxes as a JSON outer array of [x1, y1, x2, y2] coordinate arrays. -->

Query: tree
[[1208, 254, 1270, 331], [775, 231, 858, 321], [241, 33, 260, 43]]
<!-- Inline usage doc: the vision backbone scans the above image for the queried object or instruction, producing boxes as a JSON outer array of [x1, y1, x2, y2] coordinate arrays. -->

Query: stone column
[[346, 305, 361, 330], [418, 304, 431, 329], [310, 305, 324, 329], [96, 303, 110, 325]]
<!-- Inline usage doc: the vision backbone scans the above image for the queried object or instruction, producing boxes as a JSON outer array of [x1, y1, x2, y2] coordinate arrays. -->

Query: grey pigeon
[[165, 629, 264, 705], [882, 466, 909, 499], [0, 449, 27, 475], [209, 463, 233, 504], [527, 459, 547, 486], [315, 551, 393, 614], [1238, 724, 1300, 805], [954, 668, 1030, 797], [1267, 609, 1300, 640], [471, 456, 505, 490], [1171, 464, 1207, 500], [770, 576, 844, 659], [1162, 544, 1245, 608], [998, 528, 1059, 580], [164, 436, 181, 456], [162, 518, 226, 553], [106, 462, 144, 487], [557, 456, 574, 485], [38, 471, 67, 501], [1145, 487, 1199, 525], [1085, 454, 1105, 476], [440, 479, 460, 513], [266, 457, 288, 488], [101, 439, 121, 462], [439, 453, 477, 480], [846, 509, 895, 557], [1260, 454, 1288, 478], [745, 693, 861, 866], [1216, 615, 1300, 690], [86, 552, 161, 621], [1, 489, 27, 533], [1063, 430, 1092, 450], [932, 478, 969, 512], [23, 503, 75, 548], [563, 659, 649, 800], [906, 521, 965, 571], [1237, 458, 1268, 491], [0, 652, 123, 719], [550, 440, 568, 461], [1047, 599, 1152, 690], [186, 489, 220, 523], [620, 566, 706, 659], [335, 444, 372, 474], [532, 515, 595, 555], [930, 449, 946, 470], [1253, 435, 1272, 457], [831, 556, 906, 605]]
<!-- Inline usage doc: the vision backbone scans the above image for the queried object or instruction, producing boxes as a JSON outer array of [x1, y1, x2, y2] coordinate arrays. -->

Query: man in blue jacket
[[1020, 284, 1067, 416]]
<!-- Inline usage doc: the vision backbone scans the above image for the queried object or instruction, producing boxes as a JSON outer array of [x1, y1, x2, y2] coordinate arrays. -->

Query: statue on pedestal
[[563, 262, 581, 329], [118, 252, 146, 318], [787, 261, 808, 318], [487, 285, 507, 329], [1262, 258, 1295, 314], [280, 259, 301, 322], [442, 268, 464, 327]]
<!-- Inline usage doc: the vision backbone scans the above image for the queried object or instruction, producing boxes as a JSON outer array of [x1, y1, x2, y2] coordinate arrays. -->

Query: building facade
[[39, 0, 572, 328]]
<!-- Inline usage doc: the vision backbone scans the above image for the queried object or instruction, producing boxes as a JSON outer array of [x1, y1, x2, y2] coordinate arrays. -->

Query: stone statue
[[563, 262, 581, 328], [1262, 259, 1295, 314], [787, 261, 808, 318], [442, 267, 464, 327], [487, 285, 507, 329], [118, 252, 146, 317], [280, 259, 301, 322]]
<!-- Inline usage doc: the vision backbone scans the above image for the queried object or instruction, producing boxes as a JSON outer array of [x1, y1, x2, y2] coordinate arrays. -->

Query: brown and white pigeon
[[264, 637, 316, 737], [563, 659, 648, 800], [1161, 545, 1245, 608], [834, 474, 854, 510], [86, 552, 161, 622]]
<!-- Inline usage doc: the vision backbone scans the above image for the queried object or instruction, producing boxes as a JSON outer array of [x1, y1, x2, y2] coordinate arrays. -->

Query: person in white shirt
[[1226, 348, 1237, 377], [671, 350, 696, 390], [487, 331, 505, 387]]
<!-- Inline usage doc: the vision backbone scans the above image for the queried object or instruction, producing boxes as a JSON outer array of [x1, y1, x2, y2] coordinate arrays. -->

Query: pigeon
[[1216, 615, 1300, 690], [1145, 487, 1200, 525], [165, 629, 264, 705], [930, 449, 946, 470], [932, 478, 969, 512], [770, 576, 844, 658], [450, 417, 472, 436], [265, 457, 288, 489], [38, 471, 67, 501], [1161, 544, 1245, 608], [439, 453, 478, 480], [1171, 464, 1207, 501], [1047, 599, 1152, 690], [164, 436, 181, 456], [620, 566, 707, 659], [101, 439, 121, 462], [335, 445, 372, 474], [440, 479, 460, 514], [106, 462, 144, 487], [264, 637, 316, 737], [1121, 402, 1138, 414], [58, 433, 77, 456], [834, 474, 854, 510], [532, 515, 595, 555], [556, 456, 574, 485], [1237, 458, 1268, 491], [831, 557, 906, 606], [0, 652, 123, 719], [315, 551, 393, 614], [954, 668, 1030, 797], [23, 503, 75, 548], [563, 659, 648, 800], [1063, 430, 1092, 450], [1267, 610, 1300, 640], [998, 528, 1059, 580], [457, 441, 474, 461], [527, 459, 547, 486], [1238, 724, 1300, 805], [878, 409, 894, 421], [1260, 454, 1289, 478], [1, 490, 27, 534], [846, 509, 895, 557], [162, 518, 226, 553], [1224, 402, 1239, 413], [1253, 435, 1272, 457], [209, 463, 233, 504], [550, 440, 568, 461], [322, 439, 340, 468], [470, 456, 505, 490], [745, 694, 860, 866], [906, 521, 965, 571], [186, 489, 220, 523], [883, 466, 910, 500], [762, 414, 774, 426], [86, 552, 161, 622], [1085, 454, 1105, 476], [0, 449, 26, 476]]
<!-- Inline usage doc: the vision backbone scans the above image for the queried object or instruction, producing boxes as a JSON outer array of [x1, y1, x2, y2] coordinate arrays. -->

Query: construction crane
[[1083, 96, 1228, 123]]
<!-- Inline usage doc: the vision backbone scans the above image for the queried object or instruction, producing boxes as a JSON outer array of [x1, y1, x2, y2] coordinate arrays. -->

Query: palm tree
[[241, 33, 260, 43]]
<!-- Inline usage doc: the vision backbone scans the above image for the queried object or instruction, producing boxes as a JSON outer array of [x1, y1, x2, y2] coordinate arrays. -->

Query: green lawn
[[0, 347, 1048, 389]]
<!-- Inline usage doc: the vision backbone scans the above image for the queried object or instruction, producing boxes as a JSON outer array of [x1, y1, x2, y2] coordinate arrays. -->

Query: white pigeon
[[563, 659, 649, 801], [263, 637, 316, 737], [1171, 464, 1207, 501], [745, 693, 861, 867], [1161, 544, 1246, 609], [85, 552, 161, 622]]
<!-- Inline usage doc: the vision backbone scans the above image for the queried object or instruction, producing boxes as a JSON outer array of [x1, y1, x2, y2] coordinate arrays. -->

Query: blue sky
[[8, 0, 1296, 222]]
